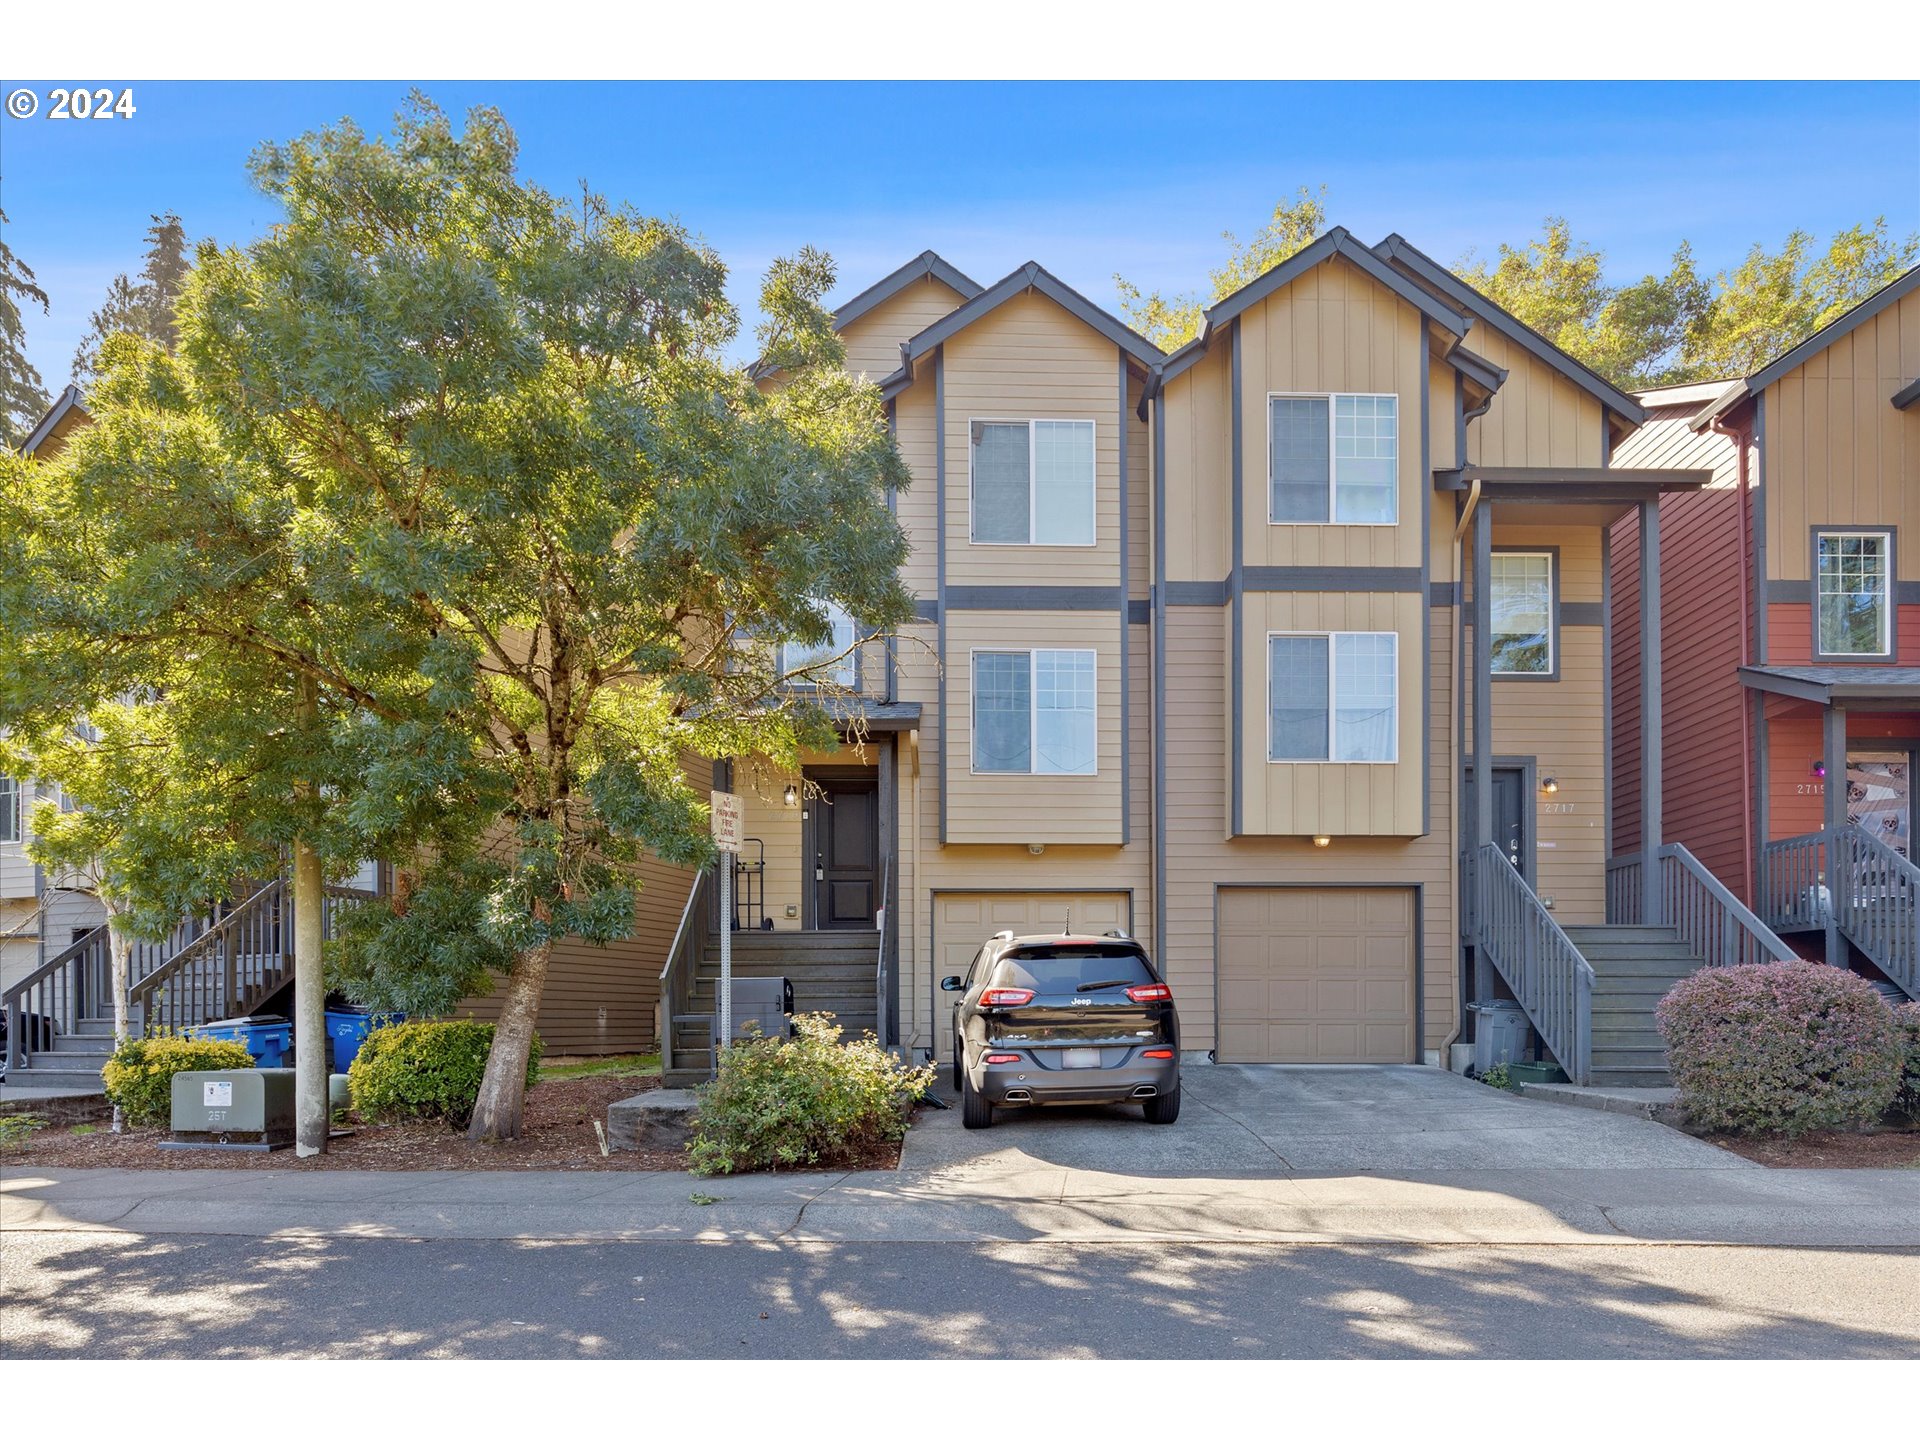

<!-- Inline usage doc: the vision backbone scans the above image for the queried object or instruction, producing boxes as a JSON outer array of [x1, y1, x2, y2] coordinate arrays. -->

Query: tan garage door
[[1217, 887, 1415, 1063], [934, 891, 1131, 1059]]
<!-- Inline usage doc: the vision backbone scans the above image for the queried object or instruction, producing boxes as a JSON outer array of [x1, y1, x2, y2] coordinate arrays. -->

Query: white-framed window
[[970, 419, 1096, 546], [0, 776, 18, 844], [971, 648, 1097, 775], [1816, 530, 1892, 657], [1267, 631, 1399, 764], [1269, 393, 1399, 525], [1490, 552, 1555, 675], [781, 600, 859, 687]]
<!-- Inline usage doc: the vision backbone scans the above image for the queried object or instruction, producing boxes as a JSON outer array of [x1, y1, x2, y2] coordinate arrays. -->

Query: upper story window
[[781, 600, 859, 687], [1269, 393, 1398, 526], [1490, 552, 1555, 676], [972, 648, 1097, 775], [970, 419, 1096, 546], [0, 776, 18, 844], [1816, 531, 1892, 657], [1267, 632, 1399, 764]]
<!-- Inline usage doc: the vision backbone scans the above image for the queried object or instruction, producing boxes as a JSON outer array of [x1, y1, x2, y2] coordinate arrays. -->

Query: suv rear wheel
[[1142, 1088, 1181, 1125], [960, 1067, 994, 1129]]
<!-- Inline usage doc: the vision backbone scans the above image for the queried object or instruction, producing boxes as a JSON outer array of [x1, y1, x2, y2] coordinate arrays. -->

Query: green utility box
[[165, 1068, 296, 1150]]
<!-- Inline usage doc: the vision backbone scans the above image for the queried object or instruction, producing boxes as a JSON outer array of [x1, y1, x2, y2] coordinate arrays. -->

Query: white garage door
[[933, 891, 1131, 1059], [1216, 887, 1416, 1064]]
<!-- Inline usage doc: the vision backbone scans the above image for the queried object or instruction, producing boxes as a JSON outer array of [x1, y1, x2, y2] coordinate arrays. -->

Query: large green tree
[[71, 212, 192, 386], [0, 208, 51, 447], [2, 97, 912, 1145]]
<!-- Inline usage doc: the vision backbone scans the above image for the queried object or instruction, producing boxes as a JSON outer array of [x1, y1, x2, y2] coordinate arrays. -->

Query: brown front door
[[812, 774, 879, 928]]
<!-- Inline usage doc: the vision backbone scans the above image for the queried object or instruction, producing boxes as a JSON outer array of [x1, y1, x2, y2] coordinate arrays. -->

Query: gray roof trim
[[819, 696, 924, 733], [1743, 264, 1920, 396], [1688, 379, 1753, 433], [1204, 227, 1471, 338], [832, 250, 981, 332], [1891, 375, 1920, 412], [1444, 344, 1507, 396], [1435, 464, 1711, 492], [1374, 233, 1648, 425], [1739, 664, 1920, 705], [899, 261, 1165, 371], [20, 384, 84, 455]]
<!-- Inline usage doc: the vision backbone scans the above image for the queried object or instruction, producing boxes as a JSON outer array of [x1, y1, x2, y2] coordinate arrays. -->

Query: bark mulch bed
[[1707, 1127, 1920, 1169], [0, 1073, 686, 1173]]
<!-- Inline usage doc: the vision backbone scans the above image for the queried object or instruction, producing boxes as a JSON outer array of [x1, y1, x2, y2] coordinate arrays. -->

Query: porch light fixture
[[782, 784, 799, 808], [1311, 835, 1332, 849], [1811, 760, 1827, 779], [1541, 777, 1560, 794], [1027, 843, 1046, 856]]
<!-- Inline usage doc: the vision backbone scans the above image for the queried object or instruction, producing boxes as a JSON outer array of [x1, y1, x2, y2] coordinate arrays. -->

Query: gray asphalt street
[[5, 1230, 1916, 1359]]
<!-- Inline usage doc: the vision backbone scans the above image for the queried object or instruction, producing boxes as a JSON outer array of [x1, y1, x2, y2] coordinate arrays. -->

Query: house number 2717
[[1542, 802, 1576, 814]]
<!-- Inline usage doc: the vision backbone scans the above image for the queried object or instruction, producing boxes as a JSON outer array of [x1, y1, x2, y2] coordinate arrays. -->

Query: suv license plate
[[1062, 1048, 1101, 1070]]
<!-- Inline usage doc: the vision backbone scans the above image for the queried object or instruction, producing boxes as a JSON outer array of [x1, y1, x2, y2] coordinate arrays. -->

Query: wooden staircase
[[1558, 925, 1697, 1087], [664, 930, 882, 1088]]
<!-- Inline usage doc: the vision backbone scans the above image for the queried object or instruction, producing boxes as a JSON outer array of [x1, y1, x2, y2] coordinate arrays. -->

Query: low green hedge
[[688, 1012, 933, 1176], [102, 1036, 256, 1127], [347, 1019, 541, 1131]]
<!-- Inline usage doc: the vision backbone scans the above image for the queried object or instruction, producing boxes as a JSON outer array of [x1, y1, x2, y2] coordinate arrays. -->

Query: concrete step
[[4, 1063, 106, 1092], [1588, 1065, 1673, 1088]]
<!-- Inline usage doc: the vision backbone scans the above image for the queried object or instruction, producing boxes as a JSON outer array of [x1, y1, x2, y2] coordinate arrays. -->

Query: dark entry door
[[1491, 768, 1532, 882], [812, 775, 879, 928]]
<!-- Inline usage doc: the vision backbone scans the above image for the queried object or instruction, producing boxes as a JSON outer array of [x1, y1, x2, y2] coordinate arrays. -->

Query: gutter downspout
[[1438, 447, 1487, 1068], [1713, 411, 1755, 903]]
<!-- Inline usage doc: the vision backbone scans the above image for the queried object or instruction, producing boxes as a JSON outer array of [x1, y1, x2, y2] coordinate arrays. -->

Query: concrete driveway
[[903, 1063, 1747, 1177]]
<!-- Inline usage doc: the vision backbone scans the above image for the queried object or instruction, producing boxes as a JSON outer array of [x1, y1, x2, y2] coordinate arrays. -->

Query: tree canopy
[[1117, 196, 1919, 388], [0, 96, 914, 1143]]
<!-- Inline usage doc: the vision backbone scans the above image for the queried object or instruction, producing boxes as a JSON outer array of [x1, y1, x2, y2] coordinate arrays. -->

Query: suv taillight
[[1125, 983, 1172, 1003], [980, 988, 1035, 1008]]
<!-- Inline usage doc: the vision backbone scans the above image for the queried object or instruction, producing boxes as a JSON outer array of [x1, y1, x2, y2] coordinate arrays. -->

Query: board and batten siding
[[1761, 284, 1920, 585], [1463, 328, 1609, 470]]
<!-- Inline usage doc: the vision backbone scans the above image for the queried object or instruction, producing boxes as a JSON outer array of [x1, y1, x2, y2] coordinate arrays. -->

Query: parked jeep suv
[[942, 932, 1180, 1129]]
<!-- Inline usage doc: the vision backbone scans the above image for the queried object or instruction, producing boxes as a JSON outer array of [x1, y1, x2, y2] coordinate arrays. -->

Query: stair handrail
[[127, 879, 286, 1032], [2, 923, 111, 1072], [1829, 827, 1919, 999], [874, 857, 890, 1048], [1469, 842, 1593, 1085], [658, 867, 709, 1072], [1612, 843, 1799, 968]]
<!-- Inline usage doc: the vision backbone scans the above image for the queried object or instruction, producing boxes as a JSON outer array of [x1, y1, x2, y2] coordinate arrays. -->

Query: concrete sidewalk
[[7, 1158, 1917, 1248]]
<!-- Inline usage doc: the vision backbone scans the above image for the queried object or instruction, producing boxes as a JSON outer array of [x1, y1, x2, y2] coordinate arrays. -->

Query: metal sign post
[[710, 790, 744, 1051]]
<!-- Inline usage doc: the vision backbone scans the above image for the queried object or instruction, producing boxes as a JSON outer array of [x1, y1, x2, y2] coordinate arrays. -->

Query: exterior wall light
[[1311, 835, 1332, 849], [1541, 777, 1560, 794], [1811, 760, 1827, 779], [782, 784, 799, 807], [1027, 843, 1046, 856]]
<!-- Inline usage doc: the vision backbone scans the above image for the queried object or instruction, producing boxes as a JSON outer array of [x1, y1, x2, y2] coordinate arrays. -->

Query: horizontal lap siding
[[1765, 705, 1920, 841], [1469, 523, 1608, 924], [1608, 406, 1749, 892], [839, 278, 967, 382]]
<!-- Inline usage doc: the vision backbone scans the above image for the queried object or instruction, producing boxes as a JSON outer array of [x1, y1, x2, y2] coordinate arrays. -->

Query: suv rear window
[[991, 944, 1154, 993]]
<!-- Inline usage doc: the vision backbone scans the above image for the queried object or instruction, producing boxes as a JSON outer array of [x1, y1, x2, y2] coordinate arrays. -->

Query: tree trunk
[[291, 837, 329, 1157], [106, 905, 133, 1134], [466, 940, 553, 1143]]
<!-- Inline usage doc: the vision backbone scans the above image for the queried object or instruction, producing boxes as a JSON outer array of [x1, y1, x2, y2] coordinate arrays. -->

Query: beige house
[[676, 233, 1736, 1088]]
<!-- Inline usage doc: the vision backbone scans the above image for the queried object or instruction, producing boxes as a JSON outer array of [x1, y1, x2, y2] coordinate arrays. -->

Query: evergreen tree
[[71, 212, 192, 386], [0, 208, 50, 447]]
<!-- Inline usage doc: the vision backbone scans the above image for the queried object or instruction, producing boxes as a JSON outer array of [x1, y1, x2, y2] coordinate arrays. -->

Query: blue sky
[[3, 80, 1916, 388]]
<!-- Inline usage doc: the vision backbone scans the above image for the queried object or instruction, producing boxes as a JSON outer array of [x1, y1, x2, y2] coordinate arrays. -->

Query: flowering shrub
[[688, 1011, 933, 1176], [1656, 962, 1902, 1136], [1893, 1002, 1920, 1122]]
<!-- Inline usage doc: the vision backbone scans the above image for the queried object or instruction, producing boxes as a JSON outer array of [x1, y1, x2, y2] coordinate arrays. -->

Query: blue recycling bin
[[189, 1017, 291, 1069], [324, 1010, 404, 1073]]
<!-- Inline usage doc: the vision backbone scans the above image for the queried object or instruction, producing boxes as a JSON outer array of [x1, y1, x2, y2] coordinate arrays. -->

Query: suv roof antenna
[[1063, 906, 1072, 935]]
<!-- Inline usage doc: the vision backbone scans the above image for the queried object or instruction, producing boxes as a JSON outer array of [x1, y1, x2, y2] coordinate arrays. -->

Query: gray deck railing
[[874, 858, 891, 1049], [658, 868, 710, 1072], [1607, 843, 1800, 968], [1759, 832, 1830, 934], [1828, 828, 1919, 999], [1468, 842, 1593, 1085]]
